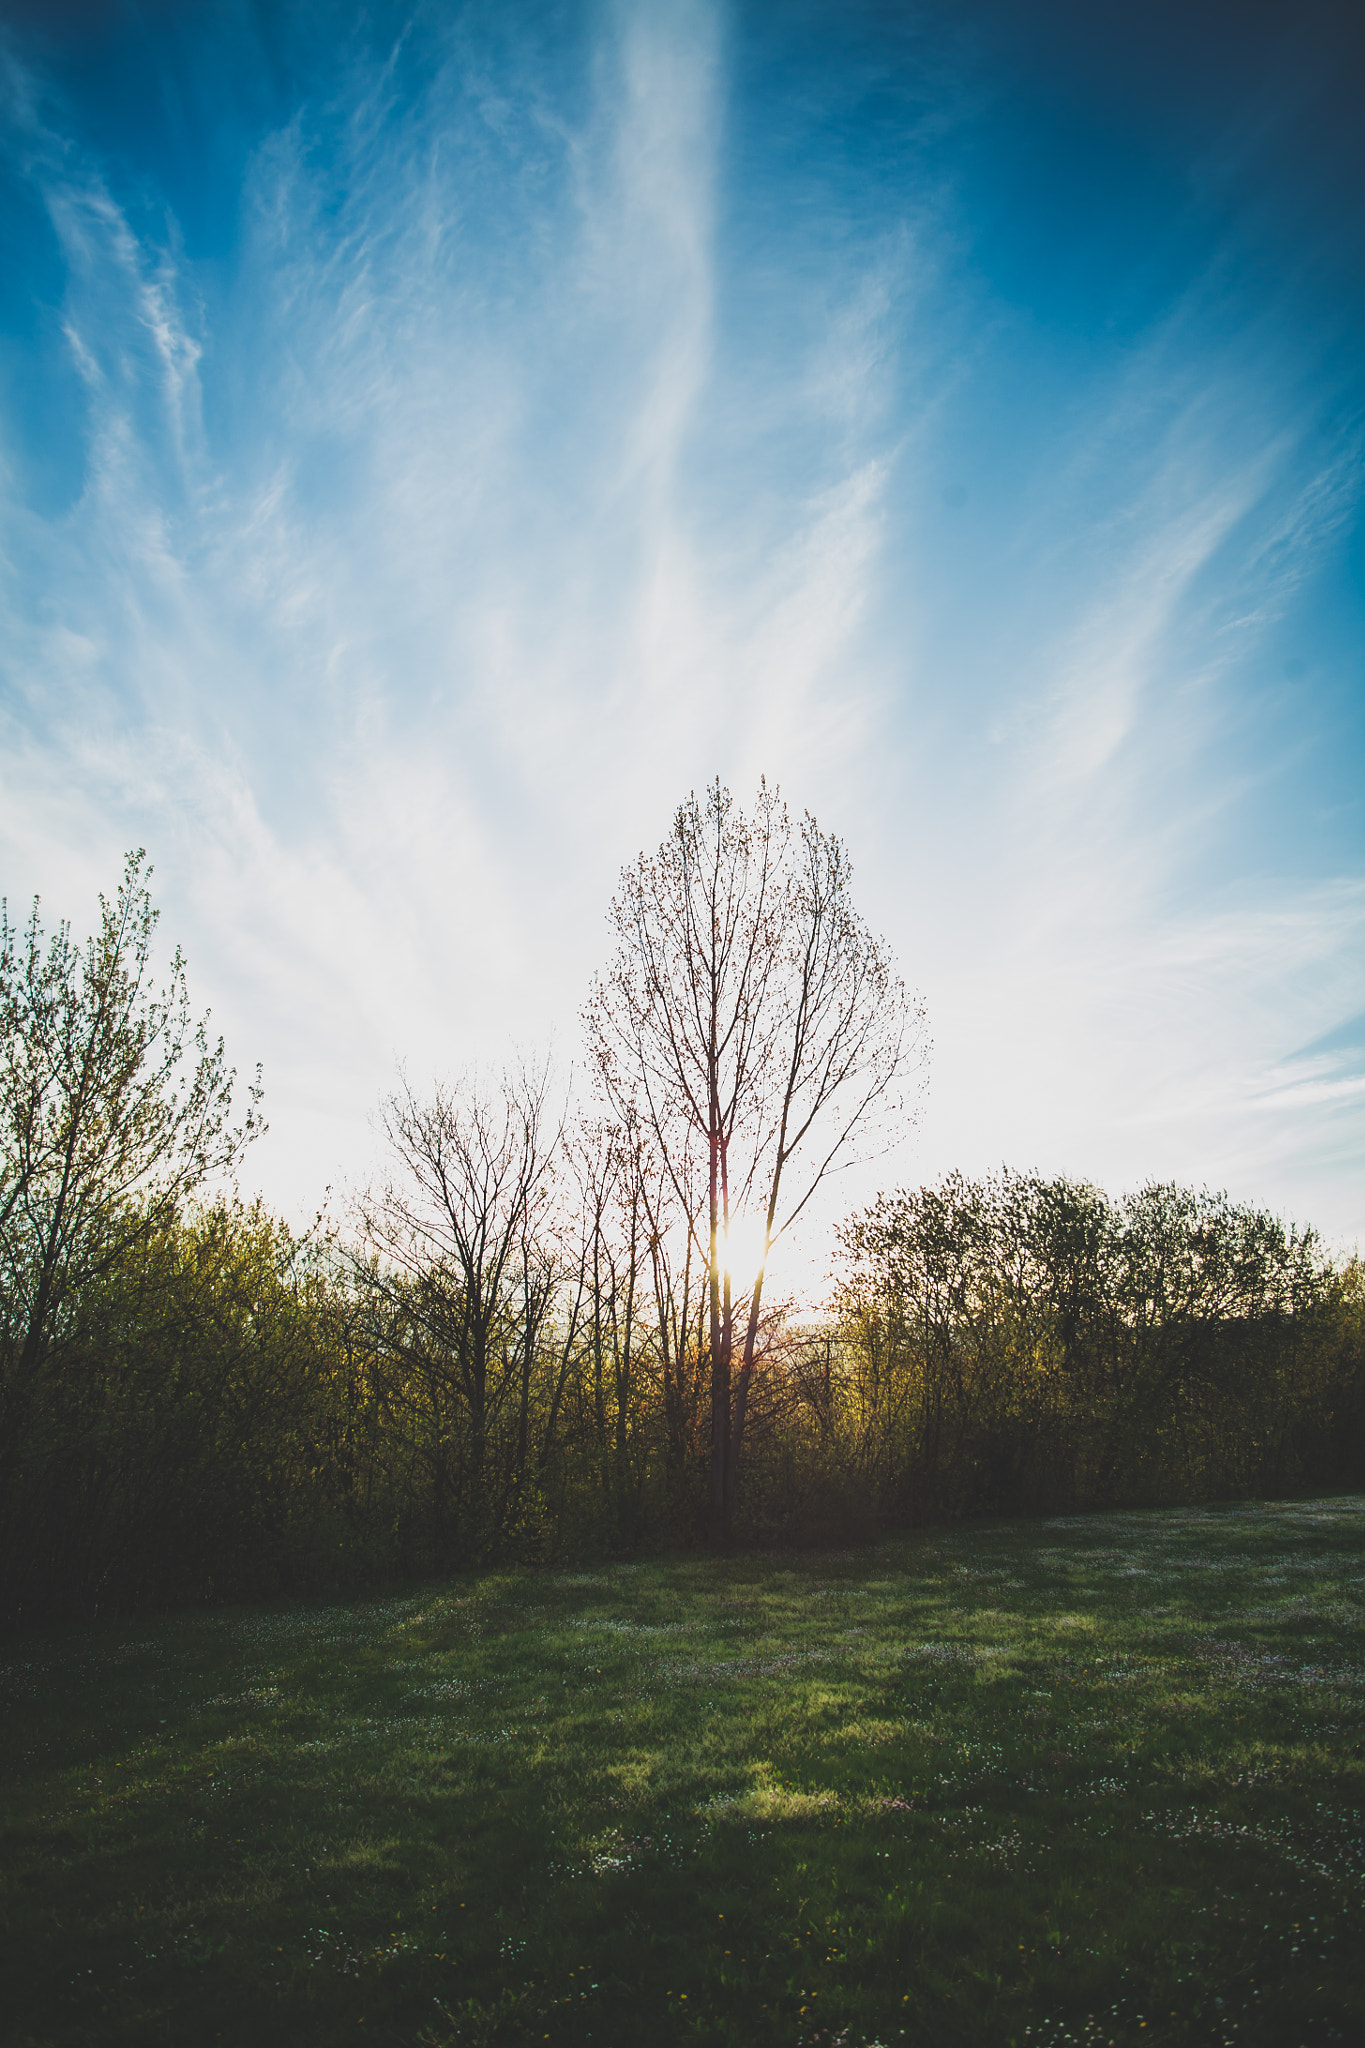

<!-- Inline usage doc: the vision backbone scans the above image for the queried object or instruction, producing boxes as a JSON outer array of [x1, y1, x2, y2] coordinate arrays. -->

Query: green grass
[[3, 1499, 1363, 2048]]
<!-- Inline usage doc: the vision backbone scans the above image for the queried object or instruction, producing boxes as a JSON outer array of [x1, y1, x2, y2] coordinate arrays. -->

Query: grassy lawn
[[2, 1498, 1363, 2048]]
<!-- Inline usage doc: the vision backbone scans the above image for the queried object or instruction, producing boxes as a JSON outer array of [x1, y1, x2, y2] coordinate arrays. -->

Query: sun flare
[[721, 1211, 771, 1293]]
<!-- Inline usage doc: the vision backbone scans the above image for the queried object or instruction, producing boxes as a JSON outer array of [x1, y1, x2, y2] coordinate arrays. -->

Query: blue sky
[[2, 0, 1362, 1253]]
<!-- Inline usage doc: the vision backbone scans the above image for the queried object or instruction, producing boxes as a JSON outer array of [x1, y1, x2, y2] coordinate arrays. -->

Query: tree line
[[2, 796, 1361, 1629]]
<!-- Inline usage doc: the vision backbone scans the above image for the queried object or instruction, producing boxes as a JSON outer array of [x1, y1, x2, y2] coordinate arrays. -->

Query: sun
[[721, 1211, 772, 1294]]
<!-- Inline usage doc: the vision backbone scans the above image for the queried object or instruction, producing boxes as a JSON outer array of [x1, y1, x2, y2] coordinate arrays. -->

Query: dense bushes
[[0, 1202, 347, 1624], [810, 1171, 1363, 1527]]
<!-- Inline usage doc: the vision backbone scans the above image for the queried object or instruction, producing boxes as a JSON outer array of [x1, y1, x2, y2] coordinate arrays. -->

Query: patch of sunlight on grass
[[824, 1718, 907, 1748]]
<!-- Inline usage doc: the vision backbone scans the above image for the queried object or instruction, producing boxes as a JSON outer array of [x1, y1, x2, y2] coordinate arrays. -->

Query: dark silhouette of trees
[[2, 839, 1359, 1633]]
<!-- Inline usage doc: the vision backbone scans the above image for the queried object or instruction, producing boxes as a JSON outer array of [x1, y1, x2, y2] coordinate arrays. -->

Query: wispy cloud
[[0, 0, 907, 1215]]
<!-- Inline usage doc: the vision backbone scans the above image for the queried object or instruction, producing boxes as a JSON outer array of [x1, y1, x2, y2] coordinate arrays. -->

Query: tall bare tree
[[585, 780, 925, 1536], [357, 1064, 562, 1558]]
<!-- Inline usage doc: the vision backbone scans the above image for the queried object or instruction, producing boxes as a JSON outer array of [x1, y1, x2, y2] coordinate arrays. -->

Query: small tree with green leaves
[[0, 849, 262, 1388]]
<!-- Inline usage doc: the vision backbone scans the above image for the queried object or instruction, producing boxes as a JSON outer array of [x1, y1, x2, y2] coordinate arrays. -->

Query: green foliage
[[0, 1200, 363, 1625], [2, 1498, 1362, 2045], [826, 1170, 1357, 1530], [0, 850, 261, 1381]]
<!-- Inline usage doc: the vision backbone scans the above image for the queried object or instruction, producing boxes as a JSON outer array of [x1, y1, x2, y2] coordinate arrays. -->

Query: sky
[[1, 0, 1362, 1263]]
